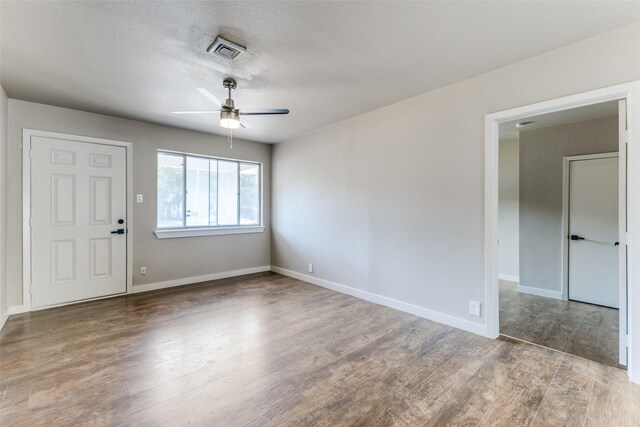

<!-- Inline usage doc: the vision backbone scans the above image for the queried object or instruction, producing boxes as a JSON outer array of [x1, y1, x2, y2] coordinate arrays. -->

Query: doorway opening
[[497, 103, 622, 368], [485, 81, 640, 383]]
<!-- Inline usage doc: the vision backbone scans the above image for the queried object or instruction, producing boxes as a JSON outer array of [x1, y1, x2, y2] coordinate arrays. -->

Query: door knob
[[111, 229, 125, 235], [570, 235, 585, 241], [118, 219, 125, 224]]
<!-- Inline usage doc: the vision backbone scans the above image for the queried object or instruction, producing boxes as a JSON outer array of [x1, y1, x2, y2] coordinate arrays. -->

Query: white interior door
[[30, 136, 127, 308], [568, 155, 619, 308]]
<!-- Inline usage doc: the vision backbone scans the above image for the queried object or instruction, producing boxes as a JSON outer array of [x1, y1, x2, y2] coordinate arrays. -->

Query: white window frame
[[154, 150, 264, 239]]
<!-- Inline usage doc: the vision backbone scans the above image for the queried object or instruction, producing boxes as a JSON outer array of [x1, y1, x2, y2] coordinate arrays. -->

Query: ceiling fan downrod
[[223, 78, 237, 109]]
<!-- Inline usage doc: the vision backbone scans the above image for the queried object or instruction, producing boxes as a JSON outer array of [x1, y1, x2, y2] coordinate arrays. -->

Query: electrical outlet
[[469, 300, 481, 317], [140, 267, 147, 275], [308, 263, 313, 273], [136, 194, 143, 203]]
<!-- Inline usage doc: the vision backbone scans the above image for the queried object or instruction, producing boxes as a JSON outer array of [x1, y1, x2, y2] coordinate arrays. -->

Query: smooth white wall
[[5, 100, 271, 308], [271, 22, 640, 332], [499, 138, 519, 281], [519, 115, 618, 294], [0, 85, 8, 328]]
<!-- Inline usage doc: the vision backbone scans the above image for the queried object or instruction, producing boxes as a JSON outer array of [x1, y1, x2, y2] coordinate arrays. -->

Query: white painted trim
[[517, 285, 563, 300], [3, 266, 270, 318], [485, 113, 500, 340], [619, 99, 629, 366], [130, 265, 271, 294], [22, 129, 134, 310], [498, 274, 520, 282], [154, 226, 265, 239], [625, 84, 640, 382], [562, 152, 619, 161], [21, 132, 30, 310], [7, 304, 29, 315], [271, 266, 487, 336], [156, 150, 265, 234], [0, 312, 8, 331], [561, 155, 570, 301], [28, 293, 127, 312], [126, 138, 134, 295], [485, 80, 640, 383], [561, 152, 619, 303]]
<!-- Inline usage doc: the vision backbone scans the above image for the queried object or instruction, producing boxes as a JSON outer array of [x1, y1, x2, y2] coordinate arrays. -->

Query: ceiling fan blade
[[240, 118, 253, 129], [171, 110, 221, 114], [239, 108, 290, 116], [196, 88, 224, 107]]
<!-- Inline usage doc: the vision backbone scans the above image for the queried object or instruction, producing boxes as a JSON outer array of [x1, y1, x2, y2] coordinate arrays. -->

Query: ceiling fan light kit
[[220, 110, 240, 129], [171, 72, 290, 148]]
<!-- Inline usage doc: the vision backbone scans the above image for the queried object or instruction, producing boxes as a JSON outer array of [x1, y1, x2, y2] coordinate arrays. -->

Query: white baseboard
[[0, 311, 8, 332], [8, 304, 29, 315], [270, 266, 487, 337], [1, 304, 29, 330], [499, 274, 520, 282], [1, 266, 272, 322], [517, 285, 563, 300], [130, 265, 272, 294]]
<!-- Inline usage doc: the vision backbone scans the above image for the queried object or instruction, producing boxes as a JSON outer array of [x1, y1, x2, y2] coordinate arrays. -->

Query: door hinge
[[28, 217, 32, 227]]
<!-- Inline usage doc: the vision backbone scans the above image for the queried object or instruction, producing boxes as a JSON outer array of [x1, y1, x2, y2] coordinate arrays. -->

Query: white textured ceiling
[[2, 1, 640, 143]]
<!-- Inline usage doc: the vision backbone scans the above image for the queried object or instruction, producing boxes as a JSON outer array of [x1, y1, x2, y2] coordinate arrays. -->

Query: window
[[157, 151, 262, 237]]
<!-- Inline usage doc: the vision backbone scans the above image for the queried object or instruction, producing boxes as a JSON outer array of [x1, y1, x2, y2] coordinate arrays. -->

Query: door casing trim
[[485, 80, 640, 383], [22, 129, 134, 311]]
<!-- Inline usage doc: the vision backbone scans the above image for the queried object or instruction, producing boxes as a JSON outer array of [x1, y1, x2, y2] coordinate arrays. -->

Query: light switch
[[136, 194, 143, 203]]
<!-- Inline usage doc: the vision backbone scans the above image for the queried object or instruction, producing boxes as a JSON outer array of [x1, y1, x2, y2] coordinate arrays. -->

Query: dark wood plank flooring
[[500, 280, 620, 368], [2, 273, 639, 426]]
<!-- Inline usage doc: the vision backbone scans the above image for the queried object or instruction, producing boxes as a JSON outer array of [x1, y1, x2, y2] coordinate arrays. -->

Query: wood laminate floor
[[499, 280, 620, 368], [2, 273, 640, 426]]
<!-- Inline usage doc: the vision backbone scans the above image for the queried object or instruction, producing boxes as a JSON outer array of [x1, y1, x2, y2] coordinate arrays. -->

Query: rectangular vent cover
[[207, 36, 246, 61]]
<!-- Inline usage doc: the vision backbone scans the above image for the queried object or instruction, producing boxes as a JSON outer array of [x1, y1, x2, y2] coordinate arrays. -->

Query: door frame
[[22, 129, 134, 311], [485, 80, 640, 383], [561, 152, 620, 304]]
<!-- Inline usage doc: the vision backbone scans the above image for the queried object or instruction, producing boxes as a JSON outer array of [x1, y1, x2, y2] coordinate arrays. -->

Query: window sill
[[154, 226, 265, 239]]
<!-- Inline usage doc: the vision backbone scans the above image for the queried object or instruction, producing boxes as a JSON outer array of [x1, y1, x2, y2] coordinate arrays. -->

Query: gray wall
[[0, 85, 7, 323], [519, 115, 618, 294], [271, 22, 640, 328], [499, 138, 519, 281], [5, 100, 271, 307]]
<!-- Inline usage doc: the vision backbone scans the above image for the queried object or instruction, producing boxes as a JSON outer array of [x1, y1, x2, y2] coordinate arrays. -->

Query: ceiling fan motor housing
[[223, 78, 237, 110]]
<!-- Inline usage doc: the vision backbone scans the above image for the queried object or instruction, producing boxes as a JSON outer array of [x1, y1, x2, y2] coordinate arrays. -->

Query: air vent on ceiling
[[207, 36, 246, 61]]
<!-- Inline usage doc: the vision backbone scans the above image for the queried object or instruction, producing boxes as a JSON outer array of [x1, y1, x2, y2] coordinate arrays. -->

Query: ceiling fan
[[172, 78, 289, 146]]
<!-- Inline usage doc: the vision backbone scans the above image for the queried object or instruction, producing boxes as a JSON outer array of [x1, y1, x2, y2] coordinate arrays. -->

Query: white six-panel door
[[568, 155, 619, 308], [30, 136, 127, 308]]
